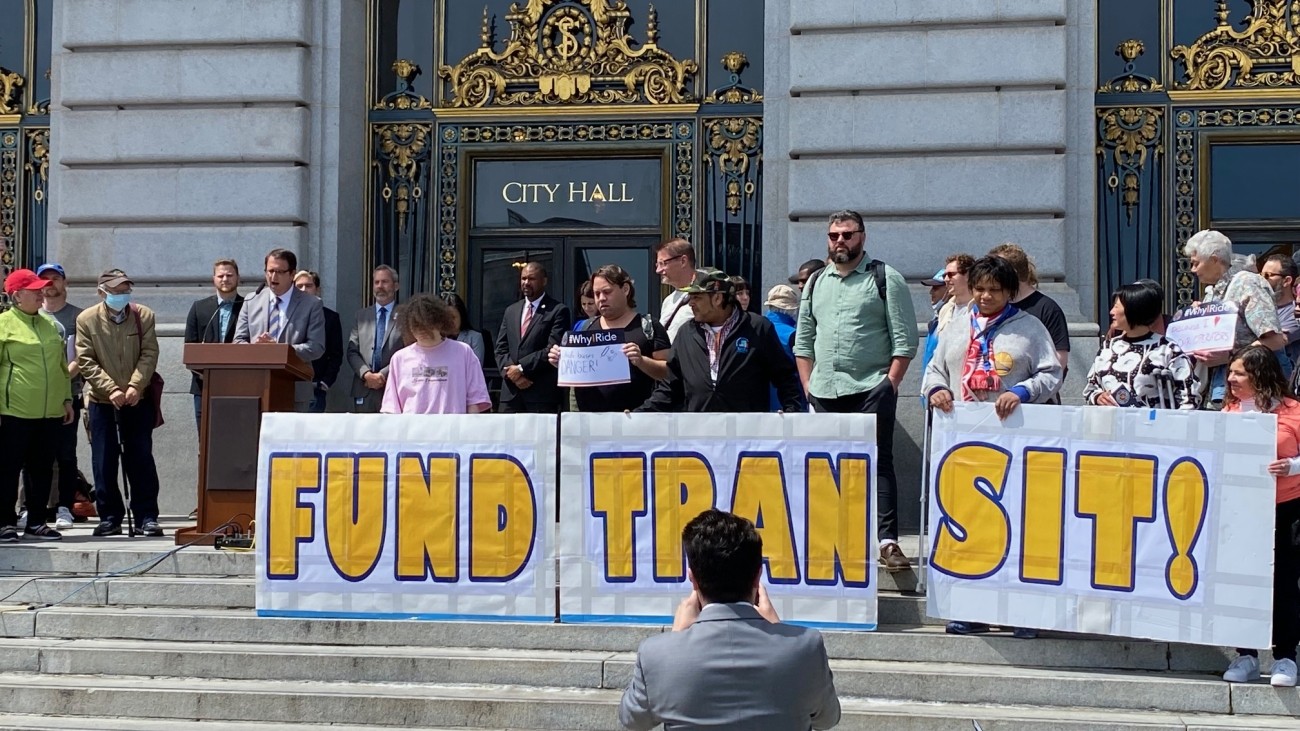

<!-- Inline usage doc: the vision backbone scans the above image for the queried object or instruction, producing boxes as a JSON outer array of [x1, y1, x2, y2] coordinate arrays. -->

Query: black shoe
[[0, 526, 18, 543], [23, 524, 62, 541], [140, 520, 164, 537], [93, 520, 122, 537]]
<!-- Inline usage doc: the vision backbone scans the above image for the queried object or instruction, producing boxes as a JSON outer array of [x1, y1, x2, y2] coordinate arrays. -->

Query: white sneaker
[[15, 511, 27, 532], [54, 507, 74, 531], [1270, 658, 1297, 687], [1224, 654, 1260, 682]]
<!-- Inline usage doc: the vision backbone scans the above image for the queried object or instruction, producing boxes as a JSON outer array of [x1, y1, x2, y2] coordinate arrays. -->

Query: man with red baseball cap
[[0, 269, 74, 541]]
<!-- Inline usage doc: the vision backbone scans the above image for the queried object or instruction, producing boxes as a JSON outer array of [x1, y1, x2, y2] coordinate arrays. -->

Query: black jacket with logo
[[637, 310, 803, 412]]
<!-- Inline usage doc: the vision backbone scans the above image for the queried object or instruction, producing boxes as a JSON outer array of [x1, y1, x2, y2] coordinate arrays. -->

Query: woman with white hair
[[1182, 230, 1286, 406]]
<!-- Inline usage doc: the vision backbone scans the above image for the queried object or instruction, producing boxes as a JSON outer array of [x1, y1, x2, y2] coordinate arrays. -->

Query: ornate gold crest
[[0, 66, 23, 115], [438, 0, 699, 108], [1171, 0, 1300, 91]]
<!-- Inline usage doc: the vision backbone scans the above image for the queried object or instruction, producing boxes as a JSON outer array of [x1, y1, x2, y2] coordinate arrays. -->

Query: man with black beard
[[793, 210, 918, 572]]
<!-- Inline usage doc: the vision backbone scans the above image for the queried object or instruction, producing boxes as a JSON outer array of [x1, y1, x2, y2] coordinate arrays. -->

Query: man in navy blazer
[[493, 262, 570, 413], [233, 249, 325, 406], [619, 509, 841, 731]]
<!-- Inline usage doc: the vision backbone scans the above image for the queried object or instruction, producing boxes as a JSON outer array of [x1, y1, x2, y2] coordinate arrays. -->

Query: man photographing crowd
[[619, 509, 841, 730]]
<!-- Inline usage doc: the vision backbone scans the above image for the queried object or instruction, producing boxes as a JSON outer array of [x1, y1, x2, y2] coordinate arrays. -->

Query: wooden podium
[[177, 343, 313, 545]]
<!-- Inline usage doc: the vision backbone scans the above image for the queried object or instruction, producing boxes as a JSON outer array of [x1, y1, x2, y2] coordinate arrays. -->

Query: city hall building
[[1, 0, 1297, 519]]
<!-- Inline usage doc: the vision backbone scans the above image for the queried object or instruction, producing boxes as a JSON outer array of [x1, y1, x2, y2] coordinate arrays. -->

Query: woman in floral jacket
[[1085, 281, 1200, 410]]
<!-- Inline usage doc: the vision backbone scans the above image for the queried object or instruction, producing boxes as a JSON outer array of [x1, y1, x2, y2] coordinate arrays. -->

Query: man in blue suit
[[619, 509, 841, 731]]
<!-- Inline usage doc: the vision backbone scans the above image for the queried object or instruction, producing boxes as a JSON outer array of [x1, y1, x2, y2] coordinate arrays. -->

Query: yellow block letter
[[930, 444, 1012, 579], [652, 454, 716, 581], [590, 453, 647, 582], [1020, 448, 1066, 585], [470, 456, 537, 581], [1164, 457, 1208, 600], [805, 453, 871, 587], [395, 453, 459, 582], [267, 454, 321, 579], [324, 454, 388, 581], [730, 453, 800, 582], [1075, 453, 1158, 592]]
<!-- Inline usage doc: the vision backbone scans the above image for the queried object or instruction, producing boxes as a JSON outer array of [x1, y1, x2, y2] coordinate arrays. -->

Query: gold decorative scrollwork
[[0, 130, 17, 282], [1097, 108, 1163, 223], [375, 59, 433, 111], [438, 0, 699, 108], [1099, 40, 1164, 93], [704, 117, 761, 215], [705, 51, 763, 104], [375, 123, 432, 234], [24, 129, 48, 203], [0, 67, 23, 115], [1171, 0, 1300, 91]]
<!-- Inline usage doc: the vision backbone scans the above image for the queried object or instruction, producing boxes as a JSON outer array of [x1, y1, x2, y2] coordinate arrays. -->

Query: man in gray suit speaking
[[619, 509, 841, 731], [234, 248, 326, 406]]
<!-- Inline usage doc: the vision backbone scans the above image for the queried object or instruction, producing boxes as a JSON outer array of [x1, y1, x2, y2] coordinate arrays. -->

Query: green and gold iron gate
[[0, 0, 51, 297]]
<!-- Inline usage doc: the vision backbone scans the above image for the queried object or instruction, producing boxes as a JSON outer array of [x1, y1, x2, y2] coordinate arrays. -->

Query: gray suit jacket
[[345, 304, 404, 405], [619, 603, 841, 731], [233, 287, 326, 402]]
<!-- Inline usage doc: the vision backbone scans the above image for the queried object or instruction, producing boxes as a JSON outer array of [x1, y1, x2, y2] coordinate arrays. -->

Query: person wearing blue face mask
[[75, 268, 163, 538]]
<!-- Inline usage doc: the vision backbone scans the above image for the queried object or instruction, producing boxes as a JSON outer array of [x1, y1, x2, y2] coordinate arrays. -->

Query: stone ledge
[[788, 154, 1066, 218], [61, 0, 311, 49], [59, 47, 310, 107], [789, 90, 1066, 155], [56, 167, 309, 226], [59, 108, 311, 166], [791, 0, 1067, 30], [50, 226, 306, 286], [791, 25, 1066, 93]]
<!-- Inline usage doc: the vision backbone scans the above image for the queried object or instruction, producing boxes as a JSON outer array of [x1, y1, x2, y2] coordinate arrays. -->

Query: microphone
[[201, 303, 223, 343]]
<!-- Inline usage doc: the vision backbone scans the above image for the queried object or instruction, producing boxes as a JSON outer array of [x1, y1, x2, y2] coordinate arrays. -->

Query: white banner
[[559, 412, 878, 629], [927, 403, 1276, 647], [255, 414, 556, 621]]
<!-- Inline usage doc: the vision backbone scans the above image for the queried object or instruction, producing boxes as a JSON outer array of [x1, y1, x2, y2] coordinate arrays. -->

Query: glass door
[[469, 239, 561, 349], [568, 237, 662, 317]]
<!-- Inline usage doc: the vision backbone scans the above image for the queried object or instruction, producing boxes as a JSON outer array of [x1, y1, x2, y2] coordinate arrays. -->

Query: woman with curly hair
[[382, 294, 490, 414], [1221, 345, 1300, 687]]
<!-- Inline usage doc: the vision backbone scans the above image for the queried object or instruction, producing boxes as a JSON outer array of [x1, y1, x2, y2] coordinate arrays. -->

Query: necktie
[[268, 299, 283, 340], [373, 306, 388, 367], [520, 302, 533, 336]]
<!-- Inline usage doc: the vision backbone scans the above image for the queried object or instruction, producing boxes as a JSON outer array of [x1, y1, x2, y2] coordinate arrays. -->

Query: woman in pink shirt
[[381, 294, 491, 414], [1221, 345, 1300, 687]]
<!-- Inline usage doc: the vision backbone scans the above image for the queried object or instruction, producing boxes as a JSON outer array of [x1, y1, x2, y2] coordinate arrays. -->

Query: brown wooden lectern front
[[177, 343, 312, 545]]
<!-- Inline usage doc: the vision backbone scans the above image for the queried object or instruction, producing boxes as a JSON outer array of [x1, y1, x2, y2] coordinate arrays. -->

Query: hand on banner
[[1269, 458, 1291, 477], [928, 389, 954, 413], [1094, 391, 1119, 407], [622, 342, 643, 368], [755, 584, 780, 624], [672, 590, 702, 632], [994, 391, 1021, 420]]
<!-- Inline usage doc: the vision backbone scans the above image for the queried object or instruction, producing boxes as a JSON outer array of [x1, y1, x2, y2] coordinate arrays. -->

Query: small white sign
[[557, 330, 631, 387], [1165, 301, 1238, 353]]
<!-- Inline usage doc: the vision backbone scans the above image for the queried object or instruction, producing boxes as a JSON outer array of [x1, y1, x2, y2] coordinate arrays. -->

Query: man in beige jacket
[[75, 268, 163, 537]]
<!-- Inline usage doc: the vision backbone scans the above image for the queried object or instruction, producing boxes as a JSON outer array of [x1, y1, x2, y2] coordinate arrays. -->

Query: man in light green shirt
[[793, 210, 919, 572]]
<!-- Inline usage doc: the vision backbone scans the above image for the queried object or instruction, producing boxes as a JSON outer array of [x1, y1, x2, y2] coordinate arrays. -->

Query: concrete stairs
[[2, 533, 1300, 729]]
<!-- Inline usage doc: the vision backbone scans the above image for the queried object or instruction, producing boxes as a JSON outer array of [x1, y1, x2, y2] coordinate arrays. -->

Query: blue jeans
[[89, 401, 160, 524]]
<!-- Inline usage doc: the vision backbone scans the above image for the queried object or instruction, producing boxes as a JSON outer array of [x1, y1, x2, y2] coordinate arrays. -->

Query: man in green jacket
[[0, 269, 74, 541]]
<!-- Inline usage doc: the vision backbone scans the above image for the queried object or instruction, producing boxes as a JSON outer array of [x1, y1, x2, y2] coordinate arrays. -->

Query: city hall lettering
[[501, 181, 636, 205]]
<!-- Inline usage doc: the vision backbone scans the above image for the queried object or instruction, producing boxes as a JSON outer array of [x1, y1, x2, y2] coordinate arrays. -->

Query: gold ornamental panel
[[1172, 0, 1300, 91], [438, 0, 699, 108]]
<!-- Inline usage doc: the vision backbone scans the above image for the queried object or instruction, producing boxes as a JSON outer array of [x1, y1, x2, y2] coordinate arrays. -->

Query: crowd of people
[[2, 214, 1297, 692]]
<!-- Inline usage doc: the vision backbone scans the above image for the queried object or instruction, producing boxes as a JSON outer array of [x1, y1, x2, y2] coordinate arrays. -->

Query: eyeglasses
[[827, 231, 862, 241], [265, 268, 291, 275], [943, 271, 961, 279], [655, 254, 686, 268]]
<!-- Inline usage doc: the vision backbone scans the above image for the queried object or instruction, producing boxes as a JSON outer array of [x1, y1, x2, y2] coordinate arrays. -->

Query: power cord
[[0, 521, 248, 609]]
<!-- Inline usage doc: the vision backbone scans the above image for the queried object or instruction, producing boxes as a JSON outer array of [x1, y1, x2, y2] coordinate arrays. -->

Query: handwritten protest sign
[[1165, 301, 1237, 352], [557, 330, 631, 387]]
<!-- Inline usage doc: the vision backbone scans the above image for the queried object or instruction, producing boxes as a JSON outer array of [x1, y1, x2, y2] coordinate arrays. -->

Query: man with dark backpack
[[548, 264, 670, 412], [794, 210, 919, 572]]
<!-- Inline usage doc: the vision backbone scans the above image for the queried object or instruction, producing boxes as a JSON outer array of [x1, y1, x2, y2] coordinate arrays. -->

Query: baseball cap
[[922, 269, 945, 286], [680, 270, 735, 295], [35, 263, 66, 279], [4, 269, 47, 296], [98, 268, 133, 288], [763, 284, 800, 312], [788, 258, 826, 284]]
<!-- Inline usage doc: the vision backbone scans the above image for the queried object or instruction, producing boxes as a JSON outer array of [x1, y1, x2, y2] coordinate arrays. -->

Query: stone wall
[[765, 0, 1100, 533], [48, 0, 367, 515]]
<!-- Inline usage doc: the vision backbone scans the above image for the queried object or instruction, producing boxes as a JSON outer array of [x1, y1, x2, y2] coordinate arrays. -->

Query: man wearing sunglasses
[[793, 210, 919, 573]]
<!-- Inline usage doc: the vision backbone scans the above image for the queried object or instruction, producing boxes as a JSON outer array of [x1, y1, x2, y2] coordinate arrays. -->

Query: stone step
[[0, 637, 1261, 715], [0, 716, 562, 731], [0, 673, 1297, 730], [0, 606, 1241, 675]]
